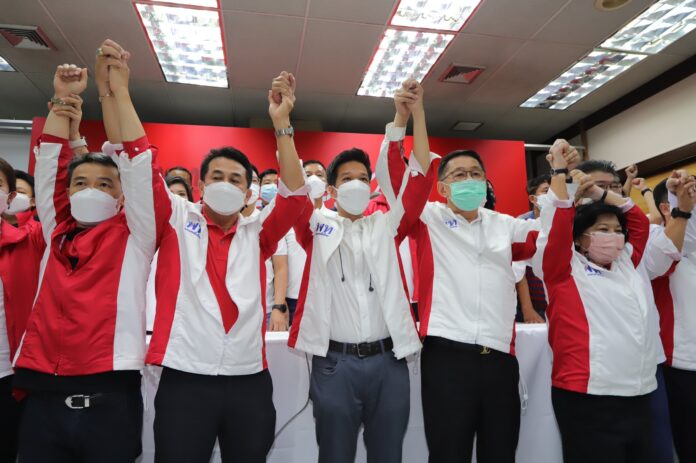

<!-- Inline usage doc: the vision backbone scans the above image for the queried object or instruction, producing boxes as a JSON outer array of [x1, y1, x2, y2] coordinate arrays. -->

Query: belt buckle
[[65, 394, 90, 409], [480, 346, 491, 355], [356, 342, 370, 358]]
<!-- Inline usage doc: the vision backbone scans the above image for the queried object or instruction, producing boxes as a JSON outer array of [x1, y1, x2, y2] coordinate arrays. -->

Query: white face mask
[[203, 182, 245, 216], [336, 180, 370, 216], [70, 188, 120, 226], [307, 175, 327, 200], [247, 183, 260, 206], [534, 194, 548, 211], [6, 192, 31, 215], [0, 190, 8, 216]]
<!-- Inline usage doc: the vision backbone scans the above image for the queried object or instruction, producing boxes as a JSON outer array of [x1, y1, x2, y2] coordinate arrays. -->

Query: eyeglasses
[[595, 182, 623, 193], [443, 168, 485, 182]]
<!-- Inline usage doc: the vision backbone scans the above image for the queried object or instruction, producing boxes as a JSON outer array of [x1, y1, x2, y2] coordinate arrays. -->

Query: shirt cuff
[[122, 136, 151, 158], [407, 151, 439, 176], [277, 178, 309, 198], [618, 198, 635, 214], [650, 227, 682, 262], [547, 188, 573, 209], [101, 141, 124, 159], [39, 134, 69, 145], [385, 122, 406, 141]]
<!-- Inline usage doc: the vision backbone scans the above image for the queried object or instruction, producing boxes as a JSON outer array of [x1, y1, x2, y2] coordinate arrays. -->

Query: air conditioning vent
[[439, 64, 485, 84], [0, 24, 55, 50]]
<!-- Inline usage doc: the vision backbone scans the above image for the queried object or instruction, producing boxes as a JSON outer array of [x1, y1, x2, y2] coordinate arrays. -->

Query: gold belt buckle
[[480, 346, 491, 355]]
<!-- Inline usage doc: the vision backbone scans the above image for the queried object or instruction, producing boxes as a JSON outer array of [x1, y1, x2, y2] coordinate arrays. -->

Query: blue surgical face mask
[[449, 179, 487, 211], [260, 183, 278, 203]]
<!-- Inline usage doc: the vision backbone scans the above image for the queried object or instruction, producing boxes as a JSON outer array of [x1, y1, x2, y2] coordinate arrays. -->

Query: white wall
[[586, 72, 696, 169], [0, 130, 31, 171]]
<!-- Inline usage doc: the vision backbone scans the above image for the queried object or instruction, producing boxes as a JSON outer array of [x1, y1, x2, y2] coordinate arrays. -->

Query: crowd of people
[[0, 38, 695, 463]]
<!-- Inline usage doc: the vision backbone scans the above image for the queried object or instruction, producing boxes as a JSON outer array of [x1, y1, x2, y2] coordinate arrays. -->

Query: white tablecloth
[[139, 324, 562, 463]]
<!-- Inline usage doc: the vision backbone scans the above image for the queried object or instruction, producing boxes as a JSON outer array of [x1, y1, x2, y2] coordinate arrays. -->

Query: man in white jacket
[[288, 80, 433, 463]]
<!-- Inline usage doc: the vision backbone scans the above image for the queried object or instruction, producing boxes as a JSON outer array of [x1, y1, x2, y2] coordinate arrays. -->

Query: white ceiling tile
[[464, 0, 571, 39], [221, 0, 307, 17], [308, 0, 395, 25]]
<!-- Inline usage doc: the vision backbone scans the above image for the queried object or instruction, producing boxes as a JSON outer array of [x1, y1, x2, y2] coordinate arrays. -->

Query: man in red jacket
[[13, 41, 170, 462]]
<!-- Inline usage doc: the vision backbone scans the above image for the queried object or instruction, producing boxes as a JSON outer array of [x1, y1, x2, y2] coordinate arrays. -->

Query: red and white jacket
[[532, 190, 657, 396], [14, 136, 169, 375], [289, 124, 432, 359], [0, 218, 45, 378], [146, 182, 307, 375], [375, 142, 539, 354], [645, 193, 696, 370]]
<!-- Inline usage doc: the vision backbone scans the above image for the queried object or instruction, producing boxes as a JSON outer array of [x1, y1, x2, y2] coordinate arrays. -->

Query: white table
[[140, 324, 562, 463]]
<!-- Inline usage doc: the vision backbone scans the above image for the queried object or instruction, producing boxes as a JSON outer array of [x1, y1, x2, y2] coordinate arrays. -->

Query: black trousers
[[421, 336, 520, 463], [0, 375, 20, 463], [154, 367, 276, 463], [663, 365, 696, 462], [17, 387, 143, 463], [552, 387, 653, 463]]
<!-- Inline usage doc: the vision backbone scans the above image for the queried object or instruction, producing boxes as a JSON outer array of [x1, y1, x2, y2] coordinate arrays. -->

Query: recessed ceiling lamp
[[135, 2, 228, 88], [520, 50, 647, 110], [357, 29, 454, 98], [451, 121, 482, 131], [0, 55, 15, 72], [390, 0, 482, 31], [600, 0, 696, 54]]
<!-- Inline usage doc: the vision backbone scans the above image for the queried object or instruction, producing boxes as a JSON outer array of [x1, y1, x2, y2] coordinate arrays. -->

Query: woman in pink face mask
[[532, 140, 657, 463]]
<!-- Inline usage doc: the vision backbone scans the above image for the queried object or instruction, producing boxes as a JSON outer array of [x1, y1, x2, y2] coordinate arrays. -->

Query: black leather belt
[[425, 336, 495, 355], [328, 337, 393, 358]]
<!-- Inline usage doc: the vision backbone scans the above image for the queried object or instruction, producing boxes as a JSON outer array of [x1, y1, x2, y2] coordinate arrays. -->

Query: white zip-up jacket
[[532, 190, 657, 396], [146, 182, 307, 375], [288, 124, 433, 359], [645, 192, 696, 370]]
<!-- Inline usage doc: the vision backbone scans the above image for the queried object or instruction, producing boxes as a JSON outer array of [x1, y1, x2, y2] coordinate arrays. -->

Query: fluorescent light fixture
[[136, 2, 228, 87], [521, 49, 647, 110], [0, 55, 15, 72], [451, 121, 482, 131], [600, 0, 696, 55], [150, 0, 219, 7], [358, 29, 453, 98], [391, 0, 482, 31]]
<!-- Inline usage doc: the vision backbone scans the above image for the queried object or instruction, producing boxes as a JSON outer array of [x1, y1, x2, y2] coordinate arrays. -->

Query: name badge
[[185, 220, 202, 238], [585, 265, 602, 276], [444, 218, 458, 229], [315, 223, 335, 237]]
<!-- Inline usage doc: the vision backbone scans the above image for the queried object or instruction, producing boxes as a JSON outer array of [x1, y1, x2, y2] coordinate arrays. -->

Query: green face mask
[[449, 179, 487, 211]]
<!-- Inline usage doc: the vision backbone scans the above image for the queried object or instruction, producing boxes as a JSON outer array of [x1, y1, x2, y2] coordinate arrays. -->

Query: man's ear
[[436, 181, 448, 199], [659, 202, 671, 219], [528, 194, 537, 206], [327, 185, 338, 200], [198, 180, 206, 197]]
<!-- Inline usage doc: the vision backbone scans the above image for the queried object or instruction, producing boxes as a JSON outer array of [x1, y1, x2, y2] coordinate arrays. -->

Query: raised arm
[[96, 39, 125, 144], [259, 72, 308, 259], [623, 164, 638, 197], [667, 170, 696, 252], [107, 41, 171, 255], [35, 65, 88, 241], [634, 177, 662, 225]]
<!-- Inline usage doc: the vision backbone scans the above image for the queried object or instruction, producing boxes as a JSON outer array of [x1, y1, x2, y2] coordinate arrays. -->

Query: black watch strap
[[671, 208, 692, 220], [551, 168, 569, 176], [272, 303, 288, 313]]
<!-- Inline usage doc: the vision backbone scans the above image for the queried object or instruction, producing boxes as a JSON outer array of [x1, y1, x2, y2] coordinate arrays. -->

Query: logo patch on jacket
[[585, 265, 602, 276], [444, 218, 458, 229], [315, 223, 334, 237], [185, 220, 202, 238]]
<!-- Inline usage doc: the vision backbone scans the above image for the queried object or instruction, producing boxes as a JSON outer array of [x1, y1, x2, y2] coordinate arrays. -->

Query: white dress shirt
[[326, 217, 390, 343]]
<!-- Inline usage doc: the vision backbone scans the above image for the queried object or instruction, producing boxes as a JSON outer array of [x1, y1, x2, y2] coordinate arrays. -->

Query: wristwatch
[[550, 168, 569, 176], [272, 303, 288, 313], [671, 208, 692, 220], [274, 126, 294, 138]]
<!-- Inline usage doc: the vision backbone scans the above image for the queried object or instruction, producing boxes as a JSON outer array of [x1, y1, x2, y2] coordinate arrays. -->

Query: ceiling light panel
[[150, 0, 219, 6], [521, 49, 647, 110], [600, 0, 696, 54], [390, 0, 482, 31], [357, 29, 454, 98], [136, 2, 228, 88], [0, 55, 15, 72]]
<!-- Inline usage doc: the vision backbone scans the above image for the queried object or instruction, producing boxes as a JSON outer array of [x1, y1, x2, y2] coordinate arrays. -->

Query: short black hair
[[573, 202, 628, 242], [165, 175, 194, 202], [14, 170, 35, 197], [652, 178, 670, 222], [485, 179, 496, 210], [165, 166, 192, 182], [303, 160, 326, 171], [200, 147, 253, 188], [326, 148, 372, 186], [0, 157, 16, 192], [527, 174, 551, 196], [259, 168, 278, 184], [577, 160, 618, 176], [250, 164, 260, 179], [67, 152, 119, 185], [438, 150, 485, 180]]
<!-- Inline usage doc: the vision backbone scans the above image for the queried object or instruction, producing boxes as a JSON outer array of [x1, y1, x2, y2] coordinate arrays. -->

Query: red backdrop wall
[[30, 118, 529, 216]]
